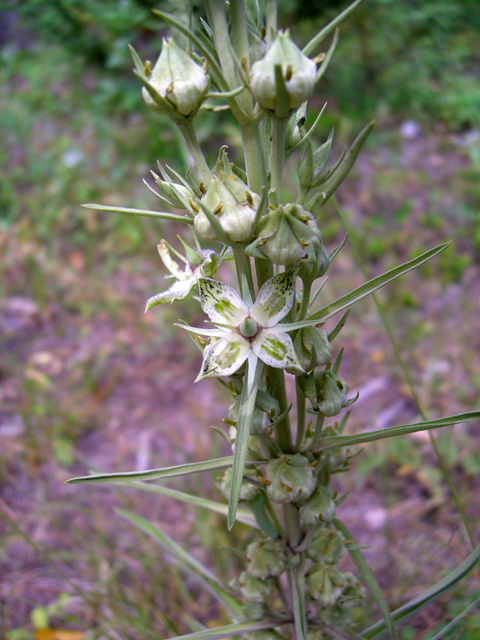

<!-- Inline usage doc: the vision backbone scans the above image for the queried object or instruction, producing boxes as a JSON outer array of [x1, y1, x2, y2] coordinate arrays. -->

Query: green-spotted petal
[[252, 328, 303, 370], [250, 271, 295, 328], [199, 278, 249, 325], [145, 278, 196, 311], [196, 331, 251, 380]]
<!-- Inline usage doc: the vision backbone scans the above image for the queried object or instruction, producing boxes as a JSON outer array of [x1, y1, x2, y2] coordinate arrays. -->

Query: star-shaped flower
[[145, 240, 221, 310], [182, 271, 303, 381]]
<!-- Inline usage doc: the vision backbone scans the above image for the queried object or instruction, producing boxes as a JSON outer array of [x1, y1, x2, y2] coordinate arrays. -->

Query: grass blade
[[82, 203, 193, 224], [117, 509, 244, 617], [363, 544, 480, 639], [429, 595, 480, 640], [334, 520, 399, 640], [66, 456, 258, 484], [280, 242, 450, 331], [316, 411, 480, 450]]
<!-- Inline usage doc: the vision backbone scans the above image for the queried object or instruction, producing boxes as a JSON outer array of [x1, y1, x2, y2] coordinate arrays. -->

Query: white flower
[[145, 241, 220, 310], [180, 271, 304, 380]]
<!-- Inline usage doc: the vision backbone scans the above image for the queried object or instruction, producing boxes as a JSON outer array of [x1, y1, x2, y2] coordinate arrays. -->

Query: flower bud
[[265, 454, 315, 503], [228, 389, 280, 436], [219, 467, 259, 502], [305, 563, 345, 607], [306, 526, 345, 564], [294, 236, 330, 284], [298, 131, 334, 191], [246, 540, 288, 579], [238, 571, 274, 602], [151, 170, 195, 209], [246, 203, 322, 266], [250, 32, 317, 116], [319, 426, 356, 474], [142, 38, 209, 118], [294, 327, 332, 372], [337, 572, 366, 608], [299, 486, 336, 526], [194, 152, 260, 243], [305, 370, 349, 417]]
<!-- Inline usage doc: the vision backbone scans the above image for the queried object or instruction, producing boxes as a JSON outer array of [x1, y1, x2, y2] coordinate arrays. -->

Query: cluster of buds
[[142, 38, 209, 119]]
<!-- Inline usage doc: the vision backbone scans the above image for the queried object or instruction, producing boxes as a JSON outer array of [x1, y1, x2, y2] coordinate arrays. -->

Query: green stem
[[241, 122, 267, 193], [269, 366, 293, 452], [265, 0, 278, 47], [232, 243, 255, 300], [298, 279, 312, 320], [332, 196, 475, 549], [271, 117, 288, 198], [178, 120, 211, 183], [265, 496, 284, 538], [295, 378, 306, 451], [309, 413, 325, 452], [204, 0, 237, 89], [282, 503, 301, 547]]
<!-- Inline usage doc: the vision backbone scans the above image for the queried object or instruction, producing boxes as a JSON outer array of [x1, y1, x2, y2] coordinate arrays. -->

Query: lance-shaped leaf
[[82, 203, 194, 224], [315, 411, 480, 451], [288, 560, 307, 640], [65, 456, 261, 484], [362, 543, 480, 639], [116, 482, 258, 529], [158, 618, 288, 640], [228, 355, 264, 529], [279, 243, 450, 331], [118, 509, 244, 617], [303, 0, 363, 56]]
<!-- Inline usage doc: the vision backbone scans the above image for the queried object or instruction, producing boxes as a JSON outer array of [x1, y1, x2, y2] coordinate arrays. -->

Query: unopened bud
[[265, 454, 315, 503], [305, 563, 345, 606], [142, 38, 209, 118], [238, 571, 274, 602], [306, 370, 349, 417], [306, 526, 345, 564], [246, 203, 322, 266], [294, 327, 332, 372], [250, 32, 317, 116], [299, 486, 337, 526], [246, 540, 288, 579]]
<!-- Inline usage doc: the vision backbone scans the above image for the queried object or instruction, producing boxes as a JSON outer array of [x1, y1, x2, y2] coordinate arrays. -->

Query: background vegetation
[[1, 0, 480, 638]]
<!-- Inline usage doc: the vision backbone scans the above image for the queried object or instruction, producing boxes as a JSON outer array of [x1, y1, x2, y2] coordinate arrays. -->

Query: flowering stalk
[[69, 2, 480, 639]]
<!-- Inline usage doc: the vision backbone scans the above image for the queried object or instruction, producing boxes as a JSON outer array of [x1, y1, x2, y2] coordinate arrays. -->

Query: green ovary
[[262, 338, 286, 361]]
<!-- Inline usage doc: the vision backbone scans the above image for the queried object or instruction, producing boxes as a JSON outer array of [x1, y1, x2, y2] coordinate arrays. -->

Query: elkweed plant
[[69, 1, 480, 639]]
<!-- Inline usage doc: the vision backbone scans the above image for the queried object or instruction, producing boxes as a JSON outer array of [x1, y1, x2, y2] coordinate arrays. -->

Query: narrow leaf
[[251, 494, 279, 539], [117, 509, 244, 617], [65, 456, 260, 484], [159, 618, 287, 640], [429, 595, 480, 640], [289, 561, 307, 640], [117, 482, 258, 529], [334, 519, 398, 640], [303, 0, 363, 56], [316, 28, 339, 83], [228, 357, 263, 528], [363, 543, 480, 639], [317, 411, 480, 451], [82, 204, 193, 224], [280, 243, 450, 331]]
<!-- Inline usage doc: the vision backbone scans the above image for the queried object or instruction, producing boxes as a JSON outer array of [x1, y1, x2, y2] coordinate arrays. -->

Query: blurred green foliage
[[292, 0, 480, 130]]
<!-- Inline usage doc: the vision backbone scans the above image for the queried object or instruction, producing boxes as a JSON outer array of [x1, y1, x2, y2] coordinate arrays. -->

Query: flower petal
[[252, 328, 303, 370], [195, 331, 251, 380], [250, 271, 295, 327], [199, 278, 249, 325], [145, 278, 195, 311]]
